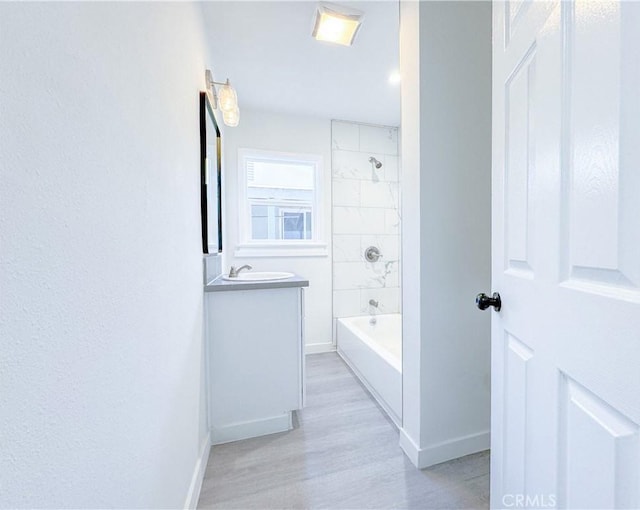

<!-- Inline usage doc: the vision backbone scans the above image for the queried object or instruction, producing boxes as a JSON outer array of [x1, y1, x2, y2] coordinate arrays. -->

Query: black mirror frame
[[200, 91, 223, 254]]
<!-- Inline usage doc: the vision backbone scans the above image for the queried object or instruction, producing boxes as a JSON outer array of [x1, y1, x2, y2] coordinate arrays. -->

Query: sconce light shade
[[223, 106, 240, 128], [312, 2, 364, 47], [205, 69, 240, 127], [218, 81, 238, 113]]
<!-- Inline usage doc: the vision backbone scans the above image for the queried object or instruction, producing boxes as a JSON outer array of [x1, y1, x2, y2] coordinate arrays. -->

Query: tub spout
[[368, 299, 379, 325]]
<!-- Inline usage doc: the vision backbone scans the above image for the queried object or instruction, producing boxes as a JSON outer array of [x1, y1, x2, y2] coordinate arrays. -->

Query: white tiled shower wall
[[331, 120, 401, 328]]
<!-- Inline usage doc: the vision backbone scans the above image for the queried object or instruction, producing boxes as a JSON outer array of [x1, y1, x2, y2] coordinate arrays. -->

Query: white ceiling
[[200, 1, 400, 126]]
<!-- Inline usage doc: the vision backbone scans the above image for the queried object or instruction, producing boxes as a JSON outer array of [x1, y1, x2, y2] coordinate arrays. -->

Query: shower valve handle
[[364, 246, 382, 263]]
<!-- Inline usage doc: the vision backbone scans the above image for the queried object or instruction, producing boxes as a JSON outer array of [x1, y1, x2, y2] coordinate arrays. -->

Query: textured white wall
[[222, 109, 333, 352], [0, 3, 211, 507], [400, 0, 492, 467]]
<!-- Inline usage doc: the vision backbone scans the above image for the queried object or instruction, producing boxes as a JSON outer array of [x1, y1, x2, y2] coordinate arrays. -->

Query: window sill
[[234, 242, 329, 258]]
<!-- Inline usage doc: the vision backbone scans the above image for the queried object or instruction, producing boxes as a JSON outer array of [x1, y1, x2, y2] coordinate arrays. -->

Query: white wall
[[222, 109, 333, 352], [398, 0, 425, 459], [400, 0, 492, 468], [331, 120, 401, 325], [0, 3, 211, 507]]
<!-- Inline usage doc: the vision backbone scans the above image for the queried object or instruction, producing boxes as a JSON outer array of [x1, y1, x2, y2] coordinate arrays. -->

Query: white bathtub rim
[[337, 314, 402, 373]]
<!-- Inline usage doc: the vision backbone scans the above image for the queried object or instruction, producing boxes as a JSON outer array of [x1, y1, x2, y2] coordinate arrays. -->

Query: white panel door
[[490, 1, 640, 508]]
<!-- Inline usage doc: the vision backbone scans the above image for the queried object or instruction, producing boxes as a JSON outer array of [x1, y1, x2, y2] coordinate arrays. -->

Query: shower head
[[369, 157, 382, 169]]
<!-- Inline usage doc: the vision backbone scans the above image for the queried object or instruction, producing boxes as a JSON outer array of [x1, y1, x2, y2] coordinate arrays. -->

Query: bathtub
[[336, 314, 402, 426]]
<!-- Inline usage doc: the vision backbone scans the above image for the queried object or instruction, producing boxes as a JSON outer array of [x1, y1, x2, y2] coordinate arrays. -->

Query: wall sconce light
[[205, 69, 240, 127]]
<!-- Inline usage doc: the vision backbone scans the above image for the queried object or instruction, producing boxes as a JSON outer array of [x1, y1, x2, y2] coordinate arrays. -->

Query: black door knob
[[476, 292, 501, 311]]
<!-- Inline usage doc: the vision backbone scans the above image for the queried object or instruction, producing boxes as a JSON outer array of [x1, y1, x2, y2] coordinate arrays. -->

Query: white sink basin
[[222, 271, 295, 282]]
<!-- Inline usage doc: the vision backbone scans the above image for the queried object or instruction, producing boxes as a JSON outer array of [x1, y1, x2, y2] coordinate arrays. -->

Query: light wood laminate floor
[[198, 352, 489, 509]]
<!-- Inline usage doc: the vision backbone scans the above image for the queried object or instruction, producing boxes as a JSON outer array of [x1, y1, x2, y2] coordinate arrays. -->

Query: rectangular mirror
[[200, 91, 223, 254]]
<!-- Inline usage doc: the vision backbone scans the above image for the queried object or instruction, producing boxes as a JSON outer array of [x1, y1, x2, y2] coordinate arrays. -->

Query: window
[[237, 149, 326, 257]]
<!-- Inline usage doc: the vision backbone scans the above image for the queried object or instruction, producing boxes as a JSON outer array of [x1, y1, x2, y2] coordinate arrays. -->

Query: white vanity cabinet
[[204, 279, 307, 444]]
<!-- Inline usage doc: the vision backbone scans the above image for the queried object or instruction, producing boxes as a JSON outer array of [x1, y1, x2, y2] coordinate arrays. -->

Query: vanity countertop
[[205, 274, 309, 293]]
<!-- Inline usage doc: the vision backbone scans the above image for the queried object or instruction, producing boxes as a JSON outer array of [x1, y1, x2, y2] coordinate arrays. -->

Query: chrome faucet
[[369, 299, 379, 308], [228, 264, 252, 278]]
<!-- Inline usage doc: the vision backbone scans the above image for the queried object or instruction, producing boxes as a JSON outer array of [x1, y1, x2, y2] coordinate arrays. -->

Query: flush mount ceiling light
[[205, 69, 240, 127], [312, 2, 364, 47]]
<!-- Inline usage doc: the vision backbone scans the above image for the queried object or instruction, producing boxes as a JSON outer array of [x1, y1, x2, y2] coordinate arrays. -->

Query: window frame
[[279, 207, 312, 240], [236, 148, 327, 257]]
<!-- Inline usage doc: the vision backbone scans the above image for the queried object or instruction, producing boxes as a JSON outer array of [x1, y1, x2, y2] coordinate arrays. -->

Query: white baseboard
[[183, 431, 211, 510], [211, 413, 292, 445], [399, 428, 422, 467], [305, 342, 335, 354], [399, 428, 490, 469]]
